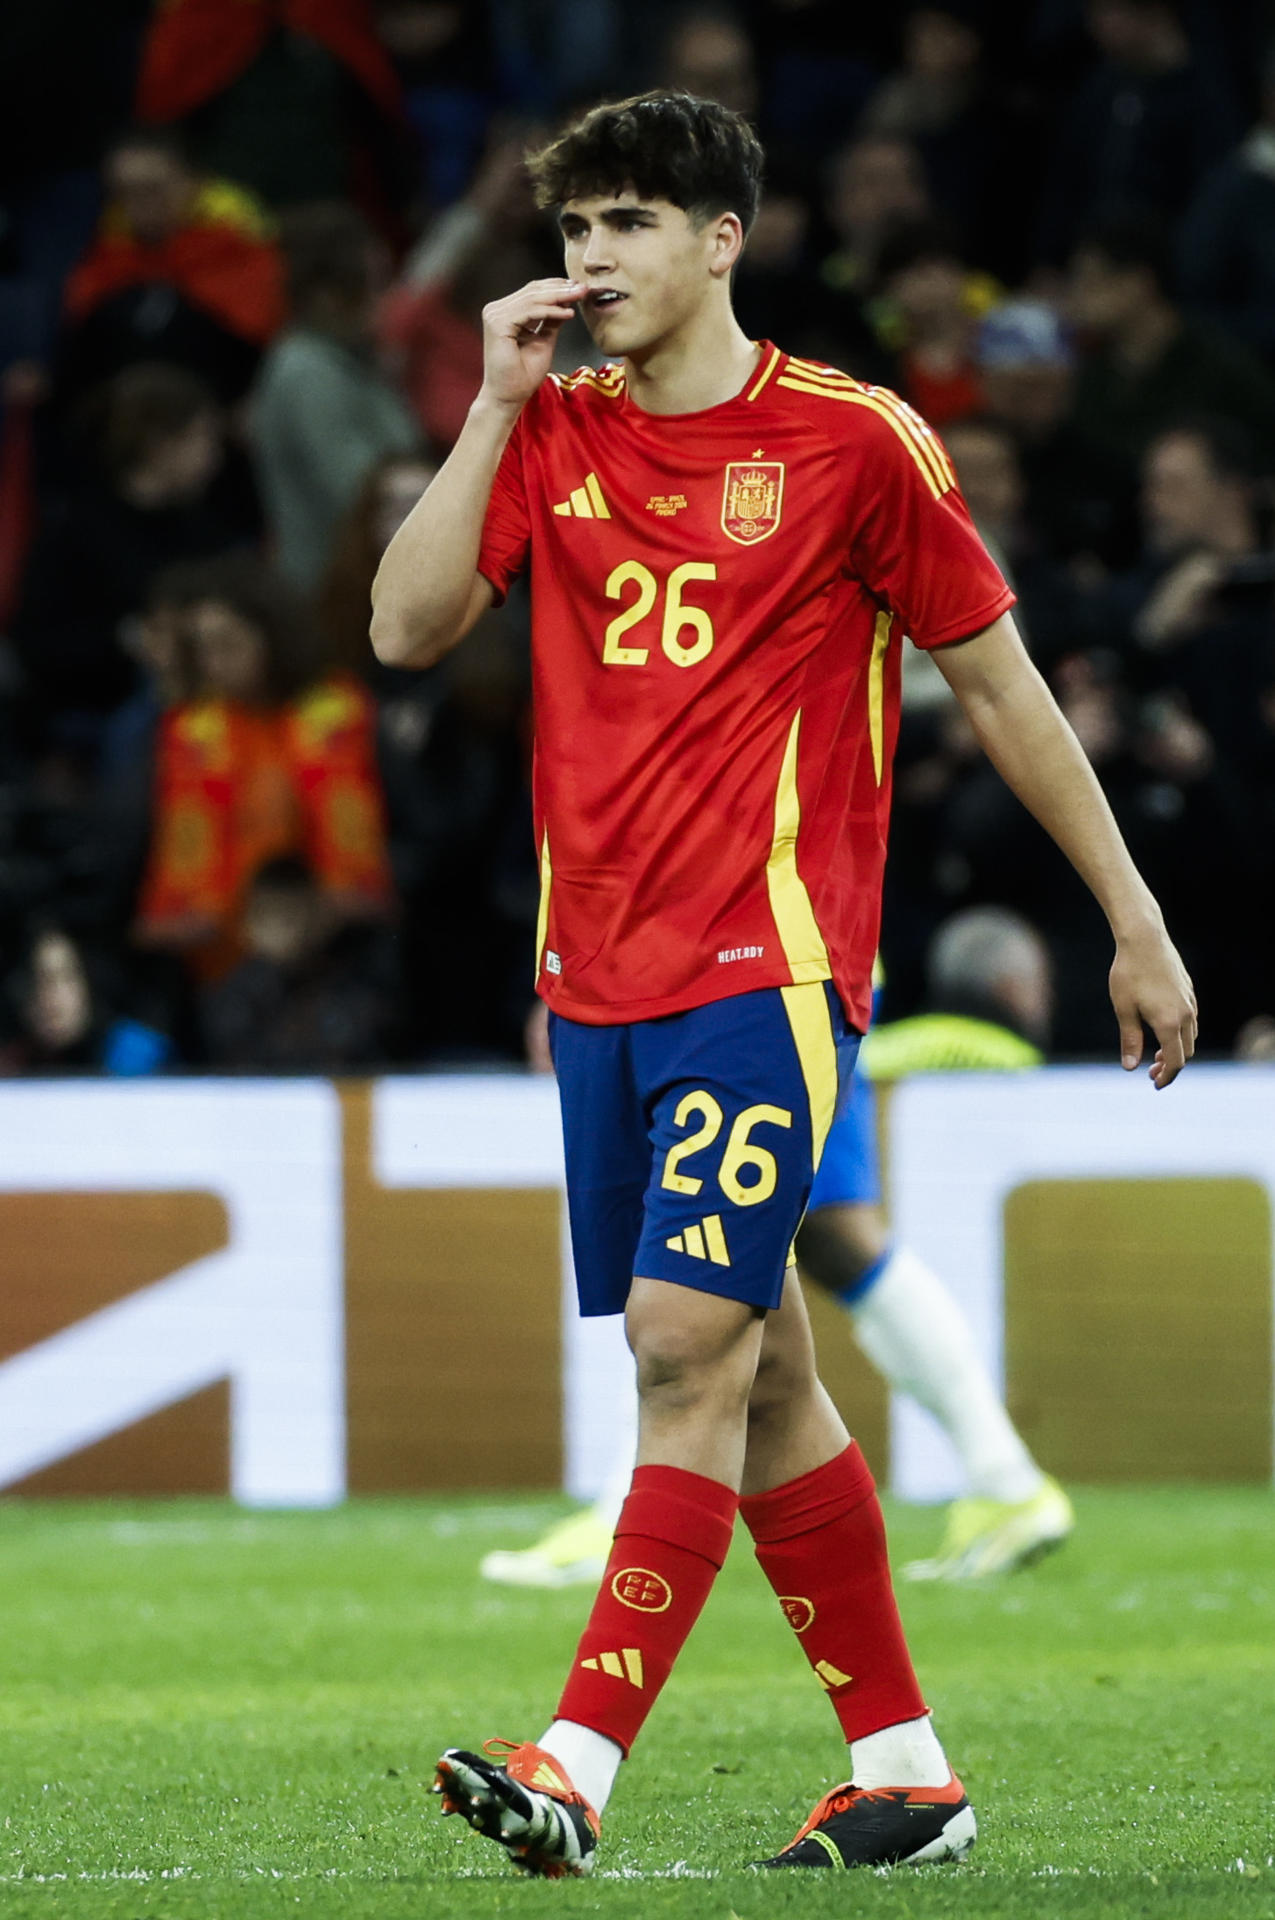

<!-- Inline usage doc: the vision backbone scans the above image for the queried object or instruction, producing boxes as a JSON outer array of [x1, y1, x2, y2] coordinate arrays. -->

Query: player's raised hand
[[480, 279, 585, 410], [1109, 921, 1197, 1089]]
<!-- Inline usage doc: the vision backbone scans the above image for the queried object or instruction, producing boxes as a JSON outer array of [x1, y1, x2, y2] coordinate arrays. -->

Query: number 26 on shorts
[[660, 1090, 793, 1207]]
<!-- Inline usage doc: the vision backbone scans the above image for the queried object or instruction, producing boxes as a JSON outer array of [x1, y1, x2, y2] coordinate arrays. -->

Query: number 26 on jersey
[[603, 561, 717, 668]]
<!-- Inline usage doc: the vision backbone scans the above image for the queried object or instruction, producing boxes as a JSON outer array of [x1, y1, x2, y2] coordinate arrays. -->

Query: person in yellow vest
[[485, 906, 1072, 1587]]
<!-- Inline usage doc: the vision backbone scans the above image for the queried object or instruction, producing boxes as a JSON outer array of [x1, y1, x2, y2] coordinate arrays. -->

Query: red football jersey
[[478, 343, 1015, 1032]]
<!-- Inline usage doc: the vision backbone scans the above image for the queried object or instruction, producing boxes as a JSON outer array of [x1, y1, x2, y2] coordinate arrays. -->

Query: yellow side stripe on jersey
[[776, 377, 951, 498], [534, 829, 552, 981], [779, 363, 956, 490], [766, 709, 832, 988], [746, 342, 782, 401], [868, 611, 892, 785]]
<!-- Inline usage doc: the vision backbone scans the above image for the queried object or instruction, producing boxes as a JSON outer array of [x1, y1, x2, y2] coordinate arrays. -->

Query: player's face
[[558, 194, 737, 355]]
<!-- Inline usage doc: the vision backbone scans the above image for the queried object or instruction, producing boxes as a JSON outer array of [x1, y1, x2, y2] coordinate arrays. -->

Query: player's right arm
[[370, 278, 583, 669]]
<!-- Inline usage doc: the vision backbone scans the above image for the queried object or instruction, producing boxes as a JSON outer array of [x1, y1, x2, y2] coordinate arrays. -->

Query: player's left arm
[[933, 611, 1197, 1087]]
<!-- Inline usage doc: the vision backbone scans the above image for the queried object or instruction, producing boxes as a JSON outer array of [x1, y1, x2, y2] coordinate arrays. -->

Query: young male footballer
[[372, 90, 1196, 1878]]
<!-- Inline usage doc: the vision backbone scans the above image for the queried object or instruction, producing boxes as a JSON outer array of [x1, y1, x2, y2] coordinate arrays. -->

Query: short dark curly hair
[[526, 89, 764, 234]]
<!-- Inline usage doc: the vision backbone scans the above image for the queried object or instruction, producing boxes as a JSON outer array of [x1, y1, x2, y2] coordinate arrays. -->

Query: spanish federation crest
[[721, 460, 785, 545]]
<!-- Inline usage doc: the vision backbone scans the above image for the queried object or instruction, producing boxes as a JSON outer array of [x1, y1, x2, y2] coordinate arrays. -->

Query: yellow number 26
[[603, 561, 717, 669]]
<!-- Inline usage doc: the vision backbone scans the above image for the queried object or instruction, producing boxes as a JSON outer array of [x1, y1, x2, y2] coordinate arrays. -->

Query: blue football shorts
[[806, 1058, 883, 1211], [549, 981, 861, 1317]]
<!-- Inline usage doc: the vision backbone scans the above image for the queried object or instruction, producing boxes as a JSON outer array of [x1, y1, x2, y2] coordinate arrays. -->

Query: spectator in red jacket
[[60, 127, 285, 403]]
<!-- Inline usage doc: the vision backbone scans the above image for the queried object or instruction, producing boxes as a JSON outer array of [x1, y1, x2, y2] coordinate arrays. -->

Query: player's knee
[[630, 1320, 754, 1415], [746, 1338, 813, 1429]]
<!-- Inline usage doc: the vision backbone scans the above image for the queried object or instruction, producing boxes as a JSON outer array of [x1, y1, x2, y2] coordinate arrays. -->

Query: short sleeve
[[477, 415, 532, 605], [847, 401, 1015, 649]]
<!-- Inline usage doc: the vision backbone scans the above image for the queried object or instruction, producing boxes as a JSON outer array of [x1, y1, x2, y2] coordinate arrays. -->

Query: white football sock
[[851, 1713, 950, 1789], [851, 1245, 1044, 1504], [537, 1720, 623, 1813]]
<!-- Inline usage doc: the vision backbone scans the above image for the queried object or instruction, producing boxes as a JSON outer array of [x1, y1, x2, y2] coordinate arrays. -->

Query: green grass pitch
[[0, 1489, 1271, 1920]]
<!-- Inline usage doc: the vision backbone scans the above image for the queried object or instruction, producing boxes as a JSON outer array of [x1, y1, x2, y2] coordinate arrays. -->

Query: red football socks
[[739, 1440, 928, 1742], [555, 1464, 738, 1756]]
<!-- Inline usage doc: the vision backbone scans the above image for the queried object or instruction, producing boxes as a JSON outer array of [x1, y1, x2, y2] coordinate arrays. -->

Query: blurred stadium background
[[1, 0, 1273, 1504]]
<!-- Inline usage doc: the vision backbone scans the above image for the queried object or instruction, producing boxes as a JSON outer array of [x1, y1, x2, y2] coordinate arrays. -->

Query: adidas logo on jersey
[[580, 1648, 645, 1688], [552, 472, 611, 518], [665, 1214, 730, 1266]]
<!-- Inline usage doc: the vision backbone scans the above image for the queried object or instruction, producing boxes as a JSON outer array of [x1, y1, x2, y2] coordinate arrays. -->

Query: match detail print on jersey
[[478, 343, 1015, 1031]]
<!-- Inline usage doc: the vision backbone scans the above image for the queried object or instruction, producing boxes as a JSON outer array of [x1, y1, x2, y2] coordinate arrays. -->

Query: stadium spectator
[[937, 647, 1236, 1050], [942, 415, 1078, 671], [732, 181, 834, 360], [815, 133, 931, 380], [199, 853, 400, 1070], [318, 449, 438, 678], [0, 922, 171, 1077], [377, 604, 536, 1063], [858, 4, 1037, 280], [11, 363, 261, 753], [378, 127, 558, 451], [664, 9, 758, 119], [1084, 421, 1275, 965], [374, 0, 495, 208], [133, 553, 394, 978], [821, 132, 931, 298], [134, 0, 412, 220], [1065, 213, 1275, 514], [1178, 42, 1275, 365], [252, 202, 418, 590], [486, 0, 639, 117], [1036, 0, 1239, 264], [973, 297, 1131, 565], [873, 218, 996, 426], [750, 0, 882, 166], [58, 126, 285, 406]]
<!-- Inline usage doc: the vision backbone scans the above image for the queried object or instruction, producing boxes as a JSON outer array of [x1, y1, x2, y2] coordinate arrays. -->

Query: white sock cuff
[[538, 1720, 624, 1814]]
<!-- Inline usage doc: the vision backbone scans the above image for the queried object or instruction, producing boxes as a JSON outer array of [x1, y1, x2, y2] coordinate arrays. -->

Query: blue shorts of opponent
[[549, 981, 861, 1317]]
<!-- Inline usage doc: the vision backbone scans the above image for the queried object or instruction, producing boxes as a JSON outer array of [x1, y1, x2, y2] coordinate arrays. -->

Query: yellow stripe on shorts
[[780, 981, 839, 1173]]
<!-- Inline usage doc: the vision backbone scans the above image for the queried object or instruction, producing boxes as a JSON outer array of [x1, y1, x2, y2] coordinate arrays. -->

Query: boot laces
[[787, 1782, 900, 1848]]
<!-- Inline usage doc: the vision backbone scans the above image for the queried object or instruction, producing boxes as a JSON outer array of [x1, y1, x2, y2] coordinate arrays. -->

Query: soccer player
[[371, 91, 1196, 1878]]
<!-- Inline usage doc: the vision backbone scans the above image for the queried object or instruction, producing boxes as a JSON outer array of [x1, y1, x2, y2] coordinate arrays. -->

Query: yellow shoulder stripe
[[746, 342, 782, 401], [779, 365, 955, 490], [775, 377, 953, 497], [785, 356, 861, 388]]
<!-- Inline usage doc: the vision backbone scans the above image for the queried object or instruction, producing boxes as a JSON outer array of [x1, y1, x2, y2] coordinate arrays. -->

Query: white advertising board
[[889, 1064, 1275, 1500], [0, 1081, 345, 1505], [372, 1075, 634, 1501]]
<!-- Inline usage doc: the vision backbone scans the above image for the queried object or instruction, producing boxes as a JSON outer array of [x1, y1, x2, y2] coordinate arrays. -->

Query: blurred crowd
[[2, 0, 1275, 1075]]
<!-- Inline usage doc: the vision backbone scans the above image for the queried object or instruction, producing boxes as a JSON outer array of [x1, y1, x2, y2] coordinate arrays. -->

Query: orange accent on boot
[[482, 1738, 602, 1838], [785, 1773, 965, 1850]]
